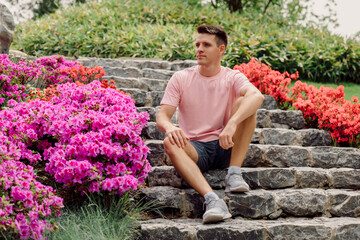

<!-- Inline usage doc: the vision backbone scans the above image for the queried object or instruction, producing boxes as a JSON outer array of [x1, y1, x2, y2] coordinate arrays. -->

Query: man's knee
[[163, 137, 180, 156]]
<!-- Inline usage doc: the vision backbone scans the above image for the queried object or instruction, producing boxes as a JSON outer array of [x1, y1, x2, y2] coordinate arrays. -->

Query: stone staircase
[[78, 57, 360, 240]]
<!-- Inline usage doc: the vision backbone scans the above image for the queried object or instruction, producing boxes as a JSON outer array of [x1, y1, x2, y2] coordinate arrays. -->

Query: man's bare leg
[[164, 137, 232, 223], [225, 97, 257, 192], [229, 97, 257, 167], [163, 137, 212, 197]]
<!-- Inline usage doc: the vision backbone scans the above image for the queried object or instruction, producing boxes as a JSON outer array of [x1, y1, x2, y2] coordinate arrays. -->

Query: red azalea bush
[[57, 65, 106, 84], [234, 58, 299, 109], [234, 58, 360, 147], [291, 81, 360, 146]]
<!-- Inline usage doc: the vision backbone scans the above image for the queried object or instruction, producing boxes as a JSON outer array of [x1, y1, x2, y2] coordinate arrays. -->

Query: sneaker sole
[[225, 186, 249, 193], [203, 213, 232, 224]]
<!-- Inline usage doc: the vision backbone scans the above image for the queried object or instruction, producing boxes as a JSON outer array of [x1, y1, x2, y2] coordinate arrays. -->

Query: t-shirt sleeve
[[160, 72, 181, 107], [233, 71, 252, 97]]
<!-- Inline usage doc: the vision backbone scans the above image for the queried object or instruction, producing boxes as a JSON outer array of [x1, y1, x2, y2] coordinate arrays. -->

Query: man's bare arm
[[219, 85, 264, 149], [156, 105, 189, 148]]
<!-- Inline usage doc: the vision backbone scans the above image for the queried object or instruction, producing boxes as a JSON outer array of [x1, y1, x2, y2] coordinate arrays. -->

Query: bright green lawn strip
[[290, 81, 360, 101]]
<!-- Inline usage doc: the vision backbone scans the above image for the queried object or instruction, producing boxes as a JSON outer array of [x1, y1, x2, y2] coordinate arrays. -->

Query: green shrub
[[45, 192, 155, 240], [12, 0, 360, 84]]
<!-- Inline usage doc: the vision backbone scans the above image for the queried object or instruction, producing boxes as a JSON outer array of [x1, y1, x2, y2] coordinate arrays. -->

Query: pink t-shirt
[[161, 66, 252, 142]]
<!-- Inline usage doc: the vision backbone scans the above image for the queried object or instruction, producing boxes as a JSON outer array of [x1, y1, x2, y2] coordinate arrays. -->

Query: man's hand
[[166, 126, 189, 149], [219, 121, 237, 150]]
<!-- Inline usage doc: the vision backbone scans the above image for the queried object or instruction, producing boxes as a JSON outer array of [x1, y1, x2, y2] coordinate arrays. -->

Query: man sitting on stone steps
[[156, 25, 264, 224]]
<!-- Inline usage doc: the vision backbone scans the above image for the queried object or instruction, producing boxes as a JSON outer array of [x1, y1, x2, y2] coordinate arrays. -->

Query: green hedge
[[12, 0, 360, 83]]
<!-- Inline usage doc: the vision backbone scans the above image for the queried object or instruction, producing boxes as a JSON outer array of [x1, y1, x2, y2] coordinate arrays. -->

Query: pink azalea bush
[[6, 80, 150, 195], [1, 54, 151, 239], [0, 160, 63, 240]]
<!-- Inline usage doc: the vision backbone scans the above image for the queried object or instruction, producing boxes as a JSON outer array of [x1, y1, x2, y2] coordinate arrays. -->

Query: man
[[156, 25, 264, 224]]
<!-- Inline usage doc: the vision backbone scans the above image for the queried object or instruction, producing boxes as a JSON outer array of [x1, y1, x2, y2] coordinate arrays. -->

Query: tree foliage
[[211, 0, 338, 29]]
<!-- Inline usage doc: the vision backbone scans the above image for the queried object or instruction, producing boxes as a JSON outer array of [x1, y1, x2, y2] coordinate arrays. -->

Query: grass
[[44, 192, 155, 240], [290, 81, 360, 101]]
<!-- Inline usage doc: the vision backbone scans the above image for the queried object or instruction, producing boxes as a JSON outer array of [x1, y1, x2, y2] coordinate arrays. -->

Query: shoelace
[[228, 172, 244, 182], [203, 198, 217, 211]]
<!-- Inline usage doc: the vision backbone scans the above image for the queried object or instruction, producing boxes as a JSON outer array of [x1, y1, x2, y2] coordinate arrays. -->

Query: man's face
[[195, 33, 224, 66]]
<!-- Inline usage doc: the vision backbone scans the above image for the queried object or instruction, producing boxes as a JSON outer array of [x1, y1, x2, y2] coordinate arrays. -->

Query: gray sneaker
[[225, 168, 250, 193], [203, 198, 232, 224]]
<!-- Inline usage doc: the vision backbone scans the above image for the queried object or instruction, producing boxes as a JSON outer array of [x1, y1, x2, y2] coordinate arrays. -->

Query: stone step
[[119, 88, 163, 107], [118, 84, 279, 111], [142, 122, 331, 146], [138, 107, 305, 130], [104, 75, 168, 92], [146, 140, 360, 169], [78, 57, 197, 71], [147, 166, 360, 190], [100, 66, 175, 81], [139, 217, 360, 240], [139, 186, 360, 219]]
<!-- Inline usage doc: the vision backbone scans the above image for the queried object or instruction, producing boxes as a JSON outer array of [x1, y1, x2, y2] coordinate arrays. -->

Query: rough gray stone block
[[139, 186, 182, 209], [143, 68, 174, 80], [267, 224, 332, 240], [142, 122, 165, 140], [262, 145, 310, 167], [0, 4, 15, 54], [328, 189, 360, 217], [299, 129, 332, 146], [122, 59, 171, 70], [196, 221, 267, 240], [120, 88, 148, 107], [260, 95, 277, 110], [261, 128, 299, 145], [103, 67, 142, 78], [256, 109, 273, 128], [149, 91, 164, 107], [329, 168, 360, 189], [335, 223, 360, 240], [276, 189, 327, 216], [147, 166, 182, 188], [106, 76, 148, 90], [295, 168, 329, 188], [243, 144, 263, 167], [270, 110, 305, 129], [311, 147, 360, 169], [243, 168, 296, 189], [140, 78, 168, 91], [94, 58, 123, 68], [228, 190, 277, 218], [146, 140, 168, 166], [203, 170, 227, 189]]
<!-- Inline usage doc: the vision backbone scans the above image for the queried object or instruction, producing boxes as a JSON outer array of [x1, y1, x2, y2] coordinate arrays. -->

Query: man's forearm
[[228, 92, 264, 126]]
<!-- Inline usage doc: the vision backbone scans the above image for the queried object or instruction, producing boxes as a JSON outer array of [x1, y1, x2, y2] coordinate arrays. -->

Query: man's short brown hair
[[196, 25, 228, 48]]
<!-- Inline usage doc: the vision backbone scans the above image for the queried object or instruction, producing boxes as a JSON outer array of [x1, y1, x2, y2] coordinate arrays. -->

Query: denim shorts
[[190, 140, 232, 173]]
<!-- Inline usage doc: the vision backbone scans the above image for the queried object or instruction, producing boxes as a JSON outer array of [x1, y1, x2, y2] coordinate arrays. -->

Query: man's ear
[[219, 44, 226, 55]]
